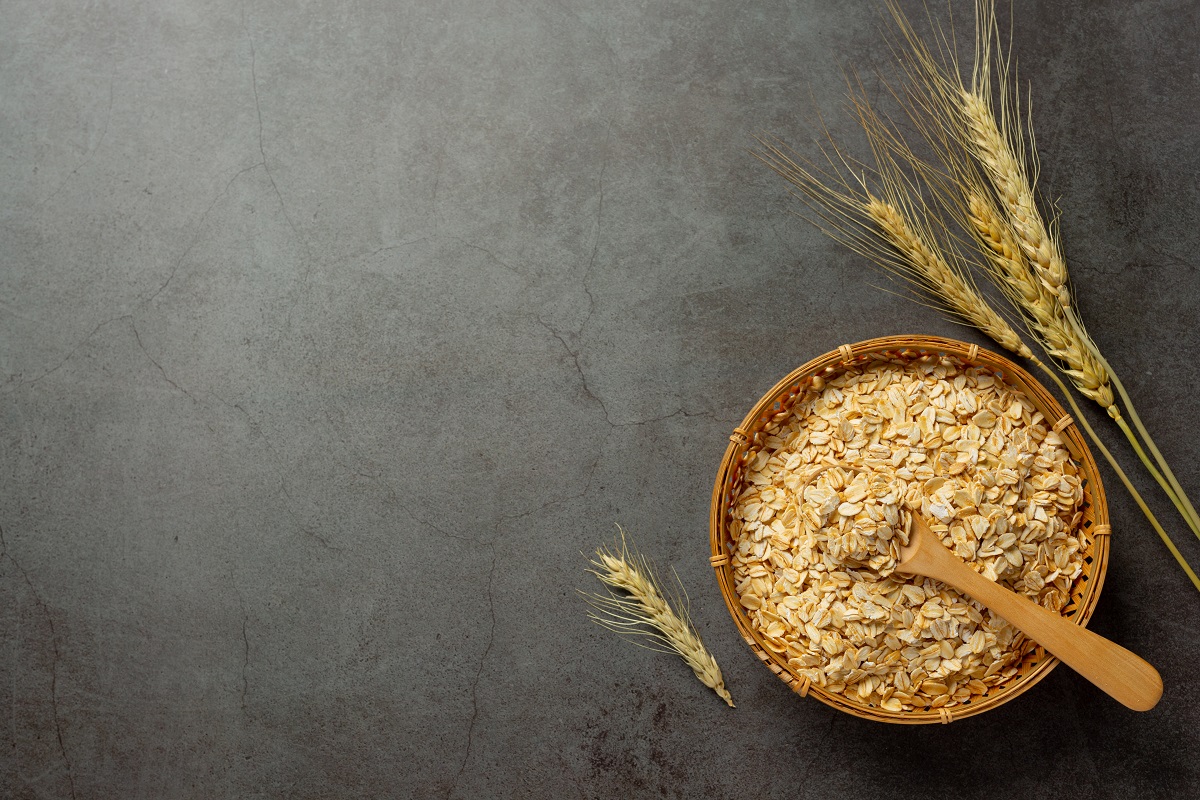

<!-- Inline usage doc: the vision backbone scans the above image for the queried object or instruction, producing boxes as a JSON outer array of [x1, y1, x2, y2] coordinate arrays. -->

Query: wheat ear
[[752, 118, 1032, 359], [957, 0, 1070, 309], [958, 93, 1070, 307], [582, 527, 734, 707], [966, 193, 1115, 408], [865, 197, 1029, 357]]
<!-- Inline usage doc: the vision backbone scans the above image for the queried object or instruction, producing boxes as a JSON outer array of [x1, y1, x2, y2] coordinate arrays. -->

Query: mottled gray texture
[[2, 0, 1198, 797]]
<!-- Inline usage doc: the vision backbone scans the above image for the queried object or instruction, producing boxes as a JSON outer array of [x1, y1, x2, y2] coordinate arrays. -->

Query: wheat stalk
[[875, 0, 1200, 546], [756, 1, 1200, 589], [954, 1, 1200, 543], [582, 527, 735, 707], [1025, 354, 1200, 592]]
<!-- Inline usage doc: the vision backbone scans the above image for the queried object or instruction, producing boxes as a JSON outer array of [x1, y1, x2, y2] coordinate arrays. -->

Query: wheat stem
[[1056, 307, 1200, 537], [1097, 350, 1200, 541], [1112, 416, 1183, 516], [1031, 359, 1200, 591], [582, 526, 735, 707]]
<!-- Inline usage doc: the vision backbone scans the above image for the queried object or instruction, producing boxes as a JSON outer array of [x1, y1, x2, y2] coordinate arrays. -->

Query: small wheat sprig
[[582, 527, 734, 707]]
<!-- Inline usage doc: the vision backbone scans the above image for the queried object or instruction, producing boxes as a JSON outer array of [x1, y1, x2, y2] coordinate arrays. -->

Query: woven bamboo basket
[[709, 335, 1110, 724]]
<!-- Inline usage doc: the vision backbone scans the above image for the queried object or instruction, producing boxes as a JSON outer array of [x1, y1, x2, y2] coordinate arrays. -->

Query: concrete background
[[2, 0, 1198, 797]]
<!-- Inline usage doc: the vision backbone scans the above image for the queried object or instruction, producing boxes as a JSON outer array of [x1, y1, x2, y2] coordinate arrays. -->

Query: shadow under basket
[[709, 335, 1110, 724]]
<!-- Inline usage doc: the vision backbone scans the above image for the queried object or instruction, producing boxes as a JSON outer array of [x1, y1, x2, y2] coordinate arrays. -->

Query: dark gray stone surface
[[2, 1, 1198, 797]]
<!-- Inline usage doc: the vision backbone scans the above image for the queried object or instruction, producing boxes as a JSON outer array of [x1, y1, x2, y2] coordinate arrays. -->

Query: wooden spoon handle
[[907, 547, 1162, 711]]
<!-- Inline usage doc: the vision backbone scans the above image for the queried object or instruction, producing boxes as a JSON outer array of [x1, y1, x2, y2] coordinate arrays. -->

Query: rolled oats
[[731, 355, 1086, 712]]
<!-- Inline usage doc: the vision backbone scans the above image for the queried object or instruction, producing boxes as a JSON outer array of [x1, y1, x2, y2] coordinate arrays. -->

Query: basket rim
[[709, 335, 1110, 724]]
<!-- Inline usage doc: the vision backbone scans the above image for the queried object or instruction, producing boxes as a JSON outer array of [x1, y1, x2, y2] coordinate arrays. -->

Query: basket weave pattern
[[709, 336, 1110, 724]]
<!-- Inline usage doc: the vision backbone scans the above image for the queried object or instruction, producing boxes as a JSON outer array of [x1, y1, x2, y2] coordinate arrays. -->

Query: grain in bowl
[[729, 355, 1086, 713]]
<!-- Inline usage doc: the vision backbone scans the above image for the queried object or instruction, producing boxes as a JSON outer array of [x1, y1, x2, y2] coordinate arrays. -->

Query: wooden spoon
[[897, 514, 1163, 711]]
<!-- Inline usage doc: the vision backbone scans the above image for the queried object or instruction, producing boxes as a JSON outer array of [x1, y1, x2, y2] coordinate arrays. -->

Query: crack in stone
[[445, 237, 528, 282], [322, 237, 433, 270], [316, 409, 477, 545], [210, 394, 345, 552], [391, 495, 475, 544], [240, 615, 250, 714], [274, 481, 344, 552], [446, 543, 498, 799], [495, 427, 609, 533], [129, 319, 199, 403], [537, 318, 614, 426], [548, 0, 622, 92], [578, 128, 610, 338], [45, 608, 77, 800], [331, 455, 382, 482], [1144, 243, 1196, 271], [141, 162, 262, 307], [5, 314, 131, 392], [7, 157, 261, 393], [243, 2, 310, 278], [616, 406, 738, 429], [535, 318, 736, 430], [0, 524, 78, 799]]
